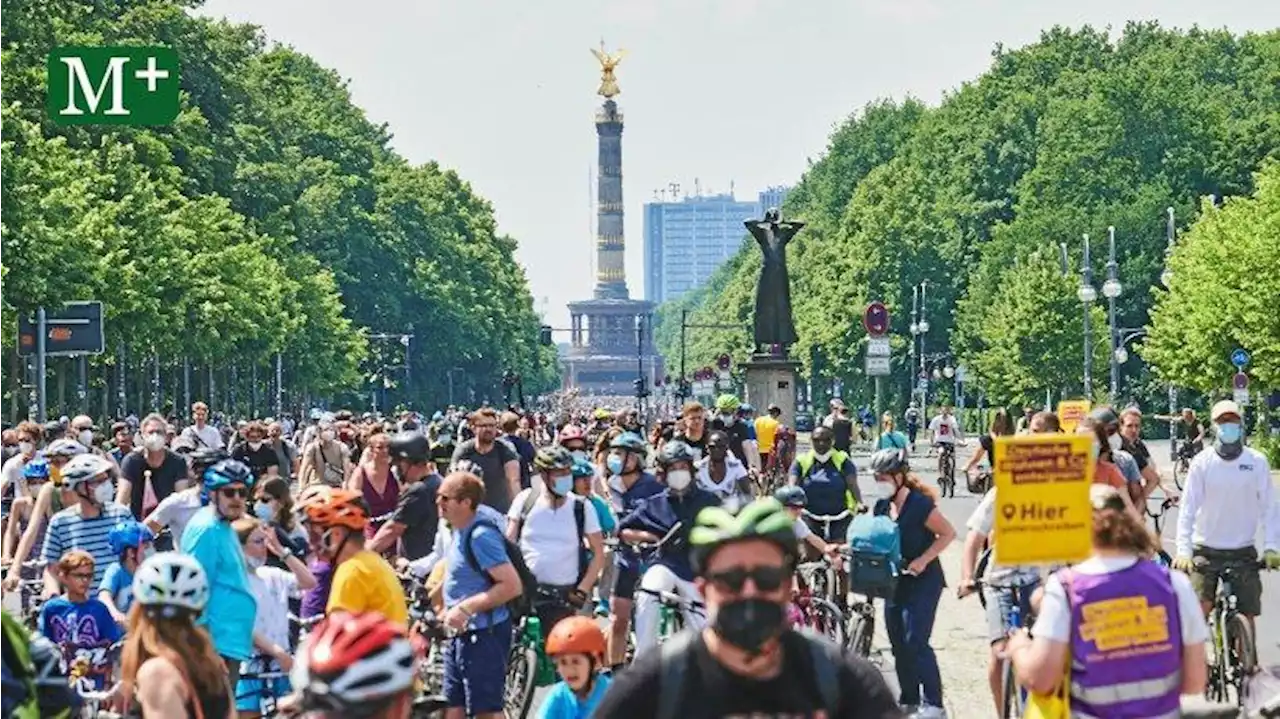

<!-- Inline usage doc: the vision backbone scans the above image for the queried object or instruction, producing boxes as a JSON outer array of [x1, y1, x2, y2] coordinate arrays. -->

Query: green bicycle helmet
[[533, 445, 574, 472], [714, 394, 741, 413], [656, 440, 696, 468], [609, 431, 647, 454], [689, 497, 798, 573]]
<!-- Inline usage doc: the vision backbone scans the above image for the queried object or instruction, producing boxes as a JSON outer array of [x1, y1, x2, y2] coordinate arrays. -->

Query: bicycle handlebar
[[802, 509, 851, 522], [635, 586, 705, 612]]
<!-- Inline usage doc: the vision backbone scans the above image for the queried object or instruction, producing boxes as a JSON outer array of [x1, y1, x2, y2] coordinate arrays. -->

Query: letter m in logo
[[47, 46, 179, 126]]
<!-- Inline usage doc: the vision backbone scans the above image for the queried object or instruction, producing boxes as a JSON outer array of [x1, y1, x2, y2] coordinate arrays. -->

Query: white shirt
[[928, 414, 962, 444], [1032, 556, 1207, 646], [181, 424, 224, 451], [1175, 446, 1279, 557], [508, 489, 601, 586], [1, 453, 31, 500], [248, 565, 298, 651], [145, 488, 204, 550], [695, 456, 750, 501]]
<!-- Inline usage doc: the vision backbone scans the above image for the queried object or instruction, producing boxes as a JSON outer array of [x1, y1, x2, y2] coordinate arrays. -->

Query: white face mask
[[143, 433, 166, 451], [248, 441, 263, 451], [867, 480, 897, 500], [246, 555, 265, 570], [78, 429, 94, 447], [666, 469, 693, 491], [92, 480, 114, 505], [18, 441, 34, 455], [813, 451, 831, 463], [1107, 433, 1123, 453]]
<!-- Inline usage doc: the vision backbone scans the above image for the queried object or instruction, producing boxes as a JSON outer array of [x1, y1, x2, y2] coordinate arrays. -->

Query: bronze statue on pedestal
[[745, 208, 804, 357]]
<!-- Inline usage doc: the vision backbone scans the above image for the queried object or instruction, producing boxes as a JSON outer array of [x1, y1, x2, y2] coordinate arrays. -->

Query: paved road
[[525, 438, 1279, 716]]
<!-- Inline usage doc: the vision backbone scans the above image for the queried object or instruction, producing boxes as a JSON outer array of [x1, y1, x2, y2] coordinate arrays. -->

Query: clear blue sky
[[198, 0, 1279, 326]]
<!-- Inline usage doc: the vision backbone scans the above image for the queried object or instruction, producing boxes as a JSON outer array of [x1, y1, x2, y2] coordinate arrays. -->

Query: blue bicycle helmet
[[201, 459, 254, 500], [609, 431, 647, 454], [773, 485, 807, 508], [22, 457, 50, 481], [108, 520, 155, 556], [570, 458, 595, 479]]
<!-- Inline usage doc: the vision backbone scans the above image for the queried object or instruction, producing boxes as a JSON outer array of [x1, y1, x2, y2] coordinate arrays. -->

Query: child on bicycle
[[536, 616, 612, 719], [98, 519, 155, 626], [37, 549, 123, 693], [773, 486, 843, 560]]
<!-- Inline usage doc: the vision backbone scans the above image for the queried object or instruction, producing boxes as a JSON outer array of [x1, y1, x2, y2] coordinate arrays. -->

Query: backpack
[[656, 630, 840, 719], [512, 490, 589, 582], [462, 518, 540, 620], [845, 502, 902, 598]]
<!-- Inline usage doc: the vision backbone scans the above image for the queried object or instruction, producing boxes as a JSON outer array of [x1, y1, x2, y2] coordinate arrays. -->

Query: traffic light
[[633, 377, 649, 399], [539, 325, 553, 346]]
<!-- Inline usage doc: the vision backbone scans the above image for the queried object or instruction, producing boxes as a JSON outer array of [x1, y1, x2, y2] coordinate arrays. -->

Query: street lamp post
[[1102, 226, 1123, 401], [1077, 234, 1097, 398]]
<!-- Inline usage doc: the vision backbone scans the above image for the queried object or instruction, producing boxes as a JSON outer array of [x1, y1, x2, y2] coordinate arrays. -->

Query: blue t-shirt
[[37, 596, 122, 690], [587, 495, 616, 535], [445, 517, 511, 629], [535, 674, 612, 719], [790, 454, 858, 515], [98, 561, 134, 616], [181, 506, 257, 661], [608, 473, 664, 572], [876, 431, 909, 451]]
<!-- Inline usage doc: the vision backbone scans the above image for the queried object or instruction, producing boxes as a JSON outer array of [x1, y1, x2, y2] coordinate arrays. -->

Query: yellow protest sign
[[992, 433, 1094, 565], [1056, 399, 1092, 433]]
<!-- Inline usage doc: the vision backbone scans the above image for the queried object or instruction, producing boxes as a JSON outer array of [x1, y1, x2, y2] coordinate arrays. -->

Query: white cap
[[1210, 399, 1242, 422]]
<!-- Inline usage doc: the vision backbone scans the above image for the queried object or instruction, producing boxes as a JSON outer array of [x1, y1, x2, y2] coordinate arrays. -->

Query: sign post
[[993, 434, 1094, 565], [863, 302, 891, 442]]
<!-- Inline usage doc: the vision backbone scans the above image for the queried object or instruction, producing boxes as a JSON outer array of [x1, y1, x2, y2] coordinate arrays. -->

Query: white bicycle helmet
[[59, 454, 112, 488], [132, 552, 209, 614], [44, 439, 88, 459]]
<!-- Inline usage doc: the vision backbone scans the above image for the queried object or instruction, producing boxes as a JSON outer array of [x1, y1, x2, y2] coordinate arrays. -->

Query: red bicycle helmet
[[292, 611, 417, 715], [558, 424, 587, 444], [301, 488, 370, 531]]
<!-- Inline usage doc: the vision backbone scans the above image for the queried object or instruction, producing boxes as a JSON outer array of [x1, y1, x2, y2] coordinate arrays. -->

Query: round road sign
[[1233, 372, 1249, 390], [863, 301, 890, 337], [1231, 348, 1250, 369], [717, 353, 731, 371]]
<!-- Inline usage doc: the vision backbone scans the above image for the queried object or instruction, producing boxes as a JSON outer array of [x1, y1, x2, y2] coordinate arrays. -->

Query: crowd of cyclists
[[0, 391, 1275, 718]]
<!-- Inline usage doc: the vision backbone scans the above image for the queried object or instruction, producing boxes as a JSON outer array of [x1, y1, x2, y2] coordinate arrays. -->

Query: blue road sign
[[1231, 348, 1250, 369]]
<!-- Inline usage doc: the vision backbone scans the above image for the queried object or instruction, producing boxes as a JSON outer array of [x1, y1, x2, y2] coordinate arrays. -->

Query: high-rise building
[[643, 187, 791, 304]]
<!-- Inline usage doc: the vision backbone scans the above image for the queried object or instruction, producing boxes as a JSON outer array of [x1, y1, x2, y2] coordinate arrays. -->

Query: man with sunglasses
[[597, 498, 900, 718], [180, 458, 258, 689]]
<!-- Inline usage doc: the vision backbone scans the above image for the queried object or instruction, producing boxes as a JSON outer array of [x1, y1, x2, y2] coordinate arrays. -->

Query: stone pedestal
[[743, 354, 801, 425]]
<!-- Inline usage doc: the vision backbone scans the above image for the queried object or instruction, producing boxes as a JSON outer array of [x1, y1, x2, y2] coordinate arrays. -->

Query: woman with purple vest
[[1007, 485, 1207, 718]]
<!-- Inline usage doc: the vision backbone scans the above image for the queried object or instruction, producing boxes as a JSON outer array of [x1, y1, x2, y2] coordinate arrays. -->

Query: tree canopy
[[1, 0, 555, 418], [655, 23, 1280, 410]]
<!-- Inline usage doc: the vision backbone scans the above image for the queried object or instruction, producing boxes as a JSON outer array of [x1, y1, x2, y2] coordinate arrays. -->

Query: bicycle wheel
[[1225, 613, 1257, 706], [503, 645, 538, 719], [1000, 657, 1024, 719], [1173, 459, 1185, 491], [801, 597, 847, 646], [848, 611, 874, 658]]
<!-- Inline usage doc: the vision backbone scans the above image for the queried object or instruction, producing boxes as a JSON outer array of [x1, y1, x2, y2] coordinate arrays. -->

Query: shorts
[[802, 514, 852, 545], [611, 565, 640, 601], [235, 657, 291, 713], [983, 582, 1038, 644], [443, 620, 512, 715], [1190, 546, 1262, 616]]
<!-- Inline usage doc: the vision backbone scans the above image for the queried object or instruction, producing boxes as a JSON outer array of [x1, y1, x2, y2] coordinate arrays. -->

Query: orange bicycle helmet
[[545, 615, 606, 659], [292, 611, 417, 715], [302, 488, 369, 531]]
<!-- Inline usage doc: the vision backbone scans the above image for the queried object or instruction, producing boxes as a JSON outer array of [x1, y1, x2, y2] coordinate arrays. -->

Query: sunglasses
[[219, 487, 250, 499], [706, 565, 788, 594]]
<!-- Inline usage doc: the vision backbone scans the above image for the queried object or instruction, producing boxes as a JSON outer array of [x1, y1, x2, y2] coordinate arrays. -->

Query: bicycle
[[505, 587, 575, 719], [790, 561, 846, 647], [1, 559, 50, 629], [237, 659, 291, 718], [936, 443, 956, 497], [838, 546, 903, 663], [968, 566, 1037, 718], [1205, 558, 1267, 706], [966, 466, 992, 496], [1145, 494, 1178, 536], [1171, 439, 1197, 491], [634, 586, 706, 644]]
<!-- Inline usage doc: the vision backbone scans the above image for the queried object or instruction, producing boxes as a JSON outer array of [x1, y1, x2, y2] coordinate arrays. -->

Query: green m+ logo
[[46, 46, 179, 126]]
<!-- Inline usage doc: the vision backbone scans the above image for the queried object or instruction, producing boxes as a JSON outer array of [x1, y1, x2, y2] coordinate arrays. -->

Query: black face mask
[[712, 598, 785, 654]]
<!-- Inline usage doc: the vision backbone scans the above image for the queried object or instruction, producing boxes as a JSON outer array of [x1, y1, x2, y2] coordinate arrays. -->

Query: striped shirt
[[41, 502, 135, 591]]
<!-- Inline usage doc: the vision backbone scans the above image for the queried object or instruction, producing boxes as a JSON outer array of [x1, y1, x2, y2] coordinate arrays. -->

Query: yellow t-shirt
[[755, 416, 781, 453], [327, 549, 409, 627]]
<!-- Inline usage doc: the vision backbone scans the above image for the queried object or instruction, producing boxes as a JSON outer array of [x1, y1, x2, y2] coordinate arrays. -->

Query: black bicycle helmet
[[1088, 406, 1119, 428], [773, 485, 807, 508], [387, 431, 431, 464], [187, 447, 229, 478], [656, 440, 696, 468], [868, 448, 910, 475], [689, 497, 798, 573]]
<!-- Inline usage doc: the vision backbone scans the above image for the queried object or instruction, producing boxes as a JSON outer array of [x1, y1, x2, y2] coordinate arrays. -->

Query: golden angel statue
[[591, 43, 627, 99]]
